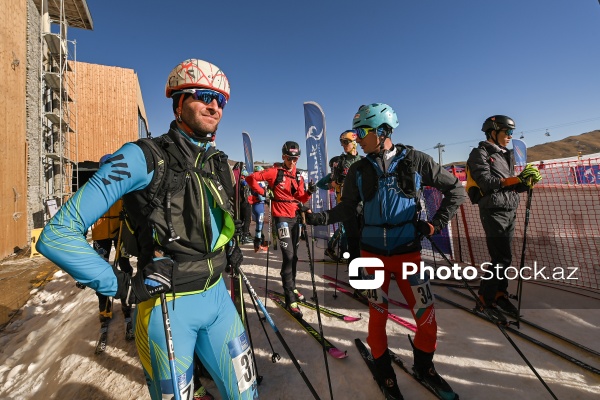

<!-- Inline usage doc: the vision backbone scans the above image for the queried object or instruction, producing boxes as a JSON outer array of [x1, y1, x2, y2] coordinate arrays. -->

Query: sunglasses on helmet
[[285, 155, 299, 162], [175, 89, 227, 108], [502, 129, 515, 136]]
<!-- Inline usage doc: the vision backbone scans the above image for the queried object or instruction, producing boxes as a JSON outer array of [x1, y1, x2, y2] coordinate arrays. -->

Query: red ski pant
[[364, 250, 438, 358]]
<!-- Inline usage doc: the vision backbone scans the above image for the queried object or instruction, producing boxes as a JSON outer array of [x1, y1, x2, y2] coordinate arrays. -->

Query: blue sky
[[70, 0, 600, 168]]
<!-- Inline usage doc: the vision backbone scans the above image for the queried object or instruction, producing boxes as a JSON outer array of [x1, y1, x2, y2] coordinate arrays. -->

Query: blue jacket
[[327, 144, 466, 256]]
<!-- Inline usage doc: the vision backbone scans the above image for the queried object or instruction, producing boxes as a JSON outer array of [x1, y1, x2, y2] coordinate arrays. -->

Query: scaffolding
[[39, 0, 80, 222]]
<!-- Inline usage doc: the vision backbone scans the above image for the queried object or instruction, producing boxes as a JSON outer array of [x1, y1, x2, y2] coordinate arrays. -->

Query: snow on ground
[[0, 238, 599, 400]]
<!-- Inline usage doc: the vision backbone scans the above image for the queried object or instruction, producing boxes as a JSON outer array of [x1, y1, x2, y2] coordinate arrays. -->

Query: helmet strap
[[490, 130, 501, 147]]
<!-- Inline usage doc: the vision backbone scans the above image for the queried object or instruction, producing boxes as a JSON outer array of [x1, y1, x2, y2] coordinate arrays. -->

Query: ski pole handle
[[160, 293, 182, 400]]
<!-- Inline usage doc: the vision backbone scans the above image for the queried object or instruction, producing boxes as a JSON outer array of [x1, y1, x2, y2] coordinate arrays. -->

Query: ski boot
[[412, 343, 458, 400], [494, 291, 519, 318], [324, 247, 340, 262], [373, 350, 404, 400], [476, 295, 508, 325], [293, 289, 305, 302], [99, 310, 113, 324], [285, 290, 303, 318], [254, 237, 269, 252], [193, 386, 215, 400], [241, 233, 253, 245]]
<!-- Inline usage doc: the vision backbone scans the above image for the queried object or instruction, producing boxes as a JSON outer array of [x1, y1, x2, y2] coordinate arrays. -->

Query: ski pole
[[332, 225, 341, 299], [426, 236, 558, 400], [237, 266, 322, 400], [264, 198, 272, 306], [241, 281, 263, 385], [247, 281, 281, 363], [301, 212, 334, 400], [160, 293, 182, 400], [515, 186, 533, 329]]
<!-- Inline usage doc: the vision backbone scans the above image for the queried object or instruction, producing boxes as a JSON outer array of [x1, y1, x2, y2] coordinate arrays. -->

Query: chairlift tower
[[433, 143, 445, 166]]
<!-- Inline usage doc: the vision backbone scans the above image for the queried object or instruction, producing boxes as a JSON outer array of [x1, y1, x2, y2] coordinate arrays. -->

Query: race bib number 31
[[228, 332, 256, 393]]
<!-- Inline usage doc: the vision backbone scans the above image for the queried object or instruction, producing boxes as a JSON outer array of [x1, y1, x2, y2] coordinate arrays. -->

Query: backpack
[[355, 144, 421, 202], [273, 166, 303, 196], [465, 165, 483, 204], [122, 131, 233, 265]]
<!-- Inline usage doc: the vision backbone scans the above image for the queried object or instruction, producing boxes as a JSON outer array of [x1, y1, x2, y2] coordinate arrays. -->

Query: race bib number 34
[[228, 332, 256, 393]]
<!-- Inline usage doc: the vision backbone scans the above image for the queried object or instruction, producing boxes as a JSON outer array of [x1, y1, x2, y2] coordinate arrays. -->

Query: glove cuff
[[501, 176, 521, 187], [130, 272, 152, 304]]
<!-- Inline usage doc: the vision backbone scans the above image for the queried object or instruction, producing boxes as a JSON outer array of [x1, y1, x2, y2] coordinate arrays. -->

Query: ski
[[326, 282, 417, 333], [94, 320, 110, 354], [446, 287, 600, 357], [430, 281, 479, 289], [124, 317, 135, 341], [355, 338, 403, 400], [435, 293, 600, 375], [298, 259, 347, 265], [264, 288, 361, 322], [322, 274, 410, 310], [387, 347, 458, 400], [268, 293, 348, 359]]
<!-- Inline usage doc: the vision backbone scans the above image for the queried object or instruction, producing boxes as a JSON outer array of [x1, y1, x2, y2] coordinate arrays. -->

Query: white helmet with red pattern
[[165, 59, 230, 100]]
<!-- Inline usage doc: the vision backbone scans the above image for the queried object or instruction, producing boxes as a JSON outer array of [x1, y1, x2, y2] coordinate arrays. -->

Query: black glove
[[304, 211, 328, 226], [227, 241, 243, 273], [416, 220, 442, 238], [118, 257, 175, 306], [307, 180, 317, 194]]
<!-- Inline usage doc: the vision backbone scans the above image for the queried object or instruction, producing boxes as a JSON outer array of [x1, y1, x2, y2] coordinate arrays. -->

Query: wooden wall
[[0, 0, 28, 258], [74, 62, 143, 163]]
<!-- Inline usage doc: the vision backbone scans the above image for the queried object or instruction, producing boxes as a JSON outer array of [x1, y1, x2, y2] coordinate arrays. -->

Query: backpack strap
[[272, 168, 303, 202], [135, 135, 188, 242]]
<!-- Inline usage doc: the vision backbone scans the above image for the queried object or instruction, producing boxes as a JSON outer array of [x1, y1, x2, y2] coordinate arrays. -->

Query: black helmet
[[482, 115, 516, 134], [329, 155, 341, 168], [282, 141, 301, 157]]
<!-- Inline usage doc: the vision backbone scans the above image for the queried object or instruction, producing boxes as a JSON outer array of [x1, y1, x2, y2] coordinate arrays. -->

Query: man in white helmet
[[37, 59, 258, 400]]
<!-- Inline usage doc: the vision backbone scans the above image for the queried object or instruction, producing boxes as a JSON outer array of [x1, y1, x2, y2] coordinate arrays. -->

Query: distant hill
[[447, 130, 600, 166], [526, 130, 600, 161]]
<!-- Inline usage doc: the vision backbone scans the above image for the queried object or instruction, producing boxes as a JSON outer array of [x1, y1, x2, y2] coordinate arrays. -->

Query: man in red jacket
[[246, 141, 315, 317]]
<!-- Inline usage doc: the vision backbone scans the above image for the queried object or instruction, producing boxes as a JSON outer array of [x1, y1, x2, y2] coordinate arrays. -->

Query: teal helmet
[[352, 103, 399, 131], [254, 165, 264, 172]]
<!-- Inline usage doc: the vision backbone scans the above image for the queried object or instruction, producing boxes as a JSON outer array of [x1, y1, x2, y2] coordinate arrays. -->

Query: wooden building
[[0, 0, 148, 259]]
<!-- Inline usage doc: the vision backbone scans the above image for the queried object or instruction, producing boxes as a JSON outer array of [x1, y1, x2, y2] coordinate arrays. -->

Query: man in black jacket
[[467, 115, 542, 323]]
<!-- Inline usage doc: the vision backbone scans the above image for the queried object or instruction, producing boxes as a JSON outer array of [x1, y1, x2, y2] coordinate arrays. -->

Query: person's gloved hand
[[118, 257, 175, 306], [307, 180, 317, 194], [304, 211, 328, 225], [227, 241, 243, 273], [518, 164, 542, 187], [416, 220, 442, 238]]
